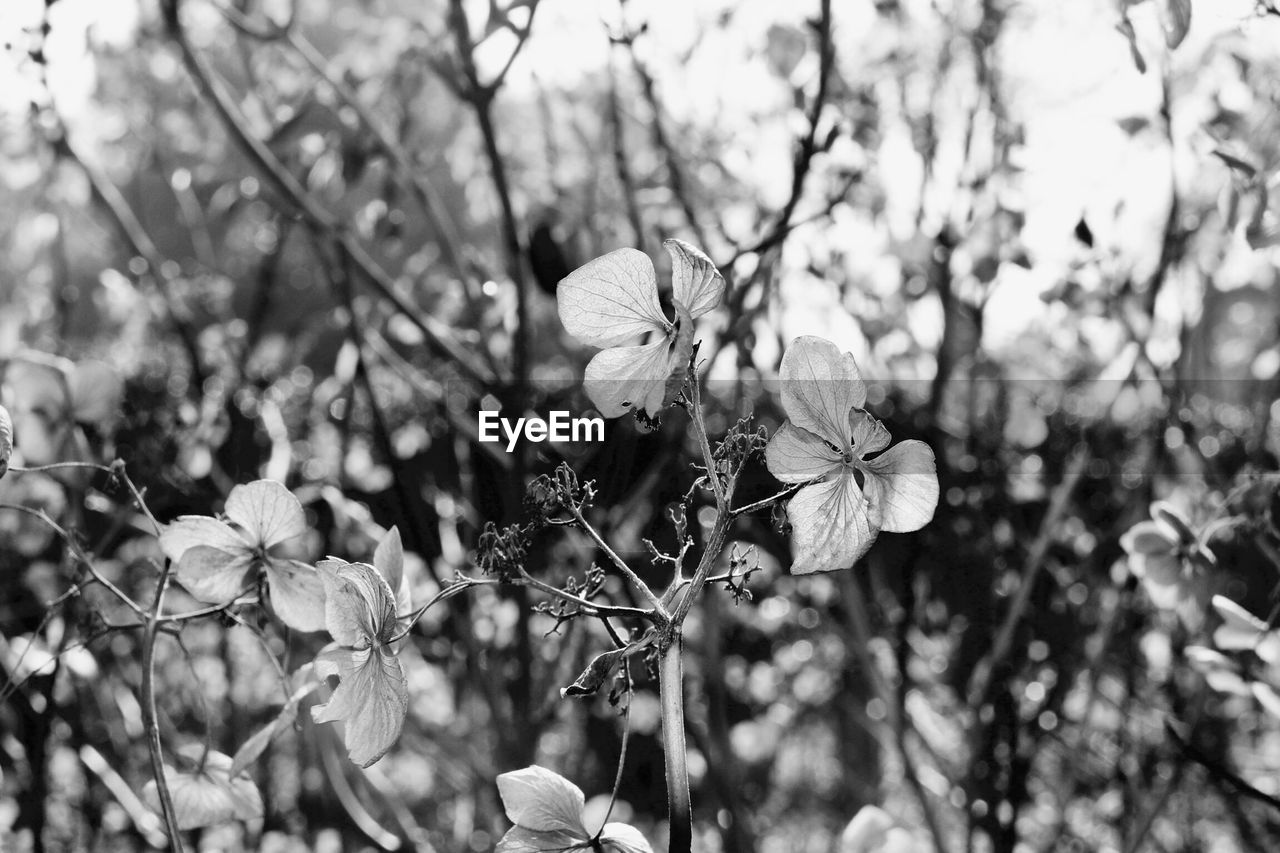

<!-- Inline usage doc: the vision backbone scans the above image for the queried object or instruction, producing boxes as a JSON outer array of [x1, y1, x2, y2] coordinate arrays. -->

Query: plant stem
[[659, 633, 693, 853], [142, 561, 183, 850]]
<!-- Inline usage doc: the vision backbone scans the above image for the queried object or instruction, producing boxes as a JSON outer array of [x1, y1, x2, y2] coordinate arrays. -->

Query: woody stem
[[658, 633, 692, 853]]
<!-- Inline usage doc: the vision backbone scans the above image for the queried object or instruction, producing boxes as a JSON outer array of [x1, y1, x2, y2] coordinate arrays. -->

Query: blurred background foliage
[[2, 0, 1280, 851]]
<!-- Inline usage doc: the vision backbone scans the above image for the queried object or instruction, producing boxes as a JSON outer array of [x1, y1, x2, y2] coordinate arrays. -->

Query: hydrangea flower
[[495, 765, 652, 853], [1118, 501, 1212, 610], [557, 239, 723, 426], [159, 479, 325, 632], [311, 529, 411, 767], [764, 336, 938, 574]]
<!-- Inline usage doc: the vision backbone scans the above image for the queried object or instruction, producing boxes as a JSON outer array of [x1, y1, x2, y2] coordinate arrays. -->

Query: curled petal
[[0, 403, 11, 480], [496, 765, 588, 835], [849, 412, 891, 456], [311, 646, 408, 767], [159, 516, 249, 563], [317, 559, 397, 645], [224, 480, 306, 550], [786, 470, 876, 574], [859, 440, 939, 533], [583, 338, 672, 419], [778, 336, 866, 452], [1119, 521, 1178, 557], [665, 238, 724, 320], [601, 822, 655, 853], [765, 422, 844, 483], [175, 546, 255, 605], [1150, 501, 1195, 544], [558, 248, 669, 347], [265, 559, 328, 633]]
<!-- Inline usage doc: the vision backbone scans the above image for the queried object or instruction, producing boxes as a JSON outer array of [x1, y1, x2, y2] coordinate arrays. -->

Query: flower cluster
[[159, 481, 413, 774]]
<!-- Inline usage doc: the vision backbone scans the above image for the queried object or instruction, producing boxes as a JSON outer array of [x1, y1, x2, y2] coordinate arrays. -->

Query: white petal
[[583, 338, 672, 419], [316, 559, 397, 645], [664, 238, 723, 320], [764, 422, 843, 484], [373, 526, 413, 623], [373, 526, 405, 598], [859, 440, 939, 533], [159, 516, 249, 562], [174, 547, 255, 605], [849, 412, 891, 456], [1254, 682, 1280, 718], [495, 826, 585, 853], [496, 765, 588, 835], [1119, 520, 1178, 557], [840, 805, 894, 853], [224, 480, 306, 550], [601, 822, 655, 853], [311, 647, 408, 767], [266, 559, 328, 633], [558, 248, 669, 347], [786, 471, 876, 574], [778, 336, 866, 452]]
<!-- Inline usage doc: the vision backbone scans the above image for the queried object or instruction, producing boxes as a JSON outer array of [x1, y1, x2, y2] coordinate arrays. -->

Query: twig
[[1165, 721, 1280, 813], [159, 0, 494, 387], [443, 0, 537, 384], [284, 30, 471, 286], [605, 50, 645, 251], [965, 447, 1088, 711], [142, 548, 183, 850], [730, 484, 802, 518], [567, 503, 668, 618], [616, 22, 708, 248], [843, 574, 951, 853], [0, 503, 143, 617]]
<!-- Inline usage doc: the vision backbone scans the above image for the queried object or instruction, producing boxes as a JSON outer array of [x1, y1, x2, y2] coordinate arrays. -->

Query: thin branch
[[159, 0, 494, 387], [445, 0, 533, 383], [730, 484, 802, 518], [141, 555, 183, 850], [965, 446, 1088, 711], [567, 503, 668, 618], [0, 503, 143, 617], [284, 30, 471, 285]]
